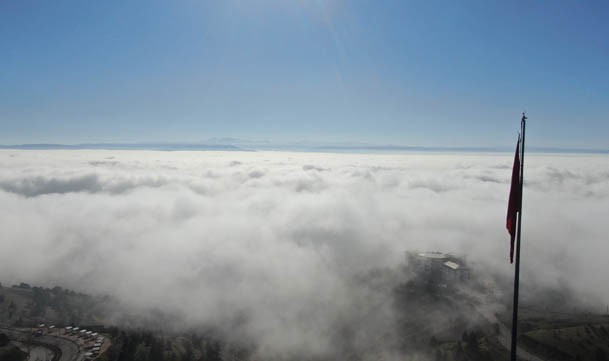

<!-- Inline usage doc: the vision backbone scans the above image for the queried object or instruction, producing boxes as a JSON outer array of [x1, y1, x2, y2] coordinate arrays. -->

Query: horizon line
[[1, 142, 608, 154]]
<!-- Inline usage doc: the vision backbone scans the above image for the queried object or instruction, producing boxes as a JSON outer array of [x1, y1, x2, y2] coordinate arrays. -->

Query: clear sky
[[1, 1, 608, 148]]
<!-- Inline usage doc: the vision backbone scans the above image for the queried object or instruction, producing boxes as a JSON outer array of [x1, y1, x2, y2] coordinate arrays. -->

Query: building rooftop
[[417, 252, 449, 259], [444, 261, 460, 270]]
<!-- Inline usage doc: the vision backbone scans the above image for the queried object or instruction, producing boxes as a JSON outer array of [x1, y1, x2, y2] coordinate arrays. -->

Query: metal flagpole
[[510, 113, 527, 361]]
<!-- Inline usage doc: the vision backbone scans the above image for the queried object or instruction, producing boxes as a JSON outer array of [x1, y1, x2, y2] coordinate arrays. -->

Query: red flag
[[506, 136, 521, 263]]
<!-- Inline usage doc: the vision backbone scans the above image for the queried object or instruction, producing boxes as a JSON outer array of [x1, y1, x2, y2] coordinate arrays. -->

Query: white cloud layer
[[1, 150, 608, 356]]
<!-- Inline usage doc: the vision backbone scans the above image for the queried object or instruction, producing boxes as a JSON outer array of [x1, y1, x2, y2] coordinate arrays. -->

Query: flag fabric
[[506, 135, 521, 263]]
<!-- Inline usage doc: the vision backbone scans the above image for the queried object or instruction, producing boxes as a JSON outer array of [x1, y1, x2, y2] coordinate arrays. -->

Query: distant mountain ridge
[[0, 142, 607, 154], [0, 143, 246, 151]]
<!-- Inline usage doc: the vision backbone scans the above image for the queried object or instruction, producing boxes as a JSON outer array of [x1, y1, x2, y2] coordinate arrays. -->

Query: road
[[0, 326, 83, 361]]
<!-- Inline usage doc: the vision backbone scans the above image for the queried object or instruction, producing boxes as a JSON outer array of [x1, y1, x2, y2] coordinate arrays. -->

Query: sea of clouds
[[0, 150, 608, 356]]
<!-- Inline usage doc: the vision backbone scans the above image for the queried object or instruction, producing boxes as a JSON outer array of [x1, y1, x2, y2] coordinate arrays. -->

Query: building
[[405, 251, 470, 286]]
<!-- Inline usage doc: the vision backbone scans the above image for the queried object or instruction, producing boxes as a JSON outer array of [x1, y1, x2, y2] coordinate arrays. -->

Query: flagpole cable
[[510, 113, 527, 361]]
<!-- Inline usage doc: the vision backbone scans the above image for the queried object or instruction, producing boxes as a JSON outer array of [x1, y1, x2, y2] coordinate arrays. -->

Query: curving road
[[0, 326, 83, 361]]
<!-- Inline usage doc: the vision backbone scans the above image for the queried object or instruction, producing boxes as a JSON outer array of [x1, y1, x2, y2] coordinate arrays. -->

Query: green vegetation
[[3, 280, 608, 361], [95, 327, 244, 361], [0, 284, 109, 327], [0, 285, 249, 361]]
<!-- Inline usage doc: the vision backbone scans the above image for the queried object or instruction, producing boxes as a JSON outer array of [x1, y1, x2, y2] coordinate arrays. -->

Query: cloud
[[0, 150, 608, 358], [0, 173, 103, 196], [302, 164, 328, 172]]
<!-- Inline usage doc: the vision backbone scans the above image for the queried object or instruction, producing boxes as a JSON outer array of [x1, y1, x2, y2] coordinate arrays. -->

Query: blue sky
[[1, 0, 608, 148]]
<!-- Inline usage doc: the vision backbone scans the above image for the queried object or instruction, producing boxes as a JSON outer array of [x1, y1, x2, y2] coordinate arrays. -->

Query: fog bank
[[1, 150, 608, 356]]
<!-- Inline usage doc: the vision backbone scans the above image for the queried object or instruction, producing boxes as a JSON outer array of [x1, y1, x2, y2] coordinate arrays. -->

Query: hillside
[[2, 265, 608, 361]]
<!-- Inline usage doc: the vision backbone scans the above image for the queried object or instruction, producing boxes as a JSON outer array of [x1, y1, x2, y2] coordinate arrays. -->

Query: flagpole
[[510, 113, 527, 361]]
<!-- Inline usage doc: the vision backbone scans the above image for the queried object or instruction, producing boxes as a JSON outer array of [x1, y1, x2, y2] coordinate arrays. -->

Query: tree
[[204, 340, 222, 361], [435, 349, 443, 361], [149, 338, 165, 361], [0, 333, 10, 347], [455, 342, 465, 361], [493, 323, 500, 335], [0, 345, 27, 361], [134, 344, 150, 361], [182, 341, 194, 361], [101, 344, 121, 361]]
